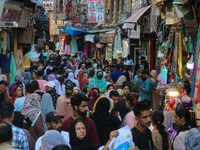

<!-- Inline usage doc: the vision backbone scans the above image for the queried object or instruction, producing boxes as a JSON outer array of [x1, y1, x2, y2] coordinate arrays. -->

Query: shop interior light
[[187, 60, 194, 70], [187, 56, 194, 70], [169, 91, 179, 97]]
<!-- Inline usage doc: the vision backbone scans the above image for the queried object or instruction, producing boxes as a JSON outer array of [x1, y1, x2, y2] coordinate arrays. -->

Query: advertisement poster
[[88, 0, 104, 22]]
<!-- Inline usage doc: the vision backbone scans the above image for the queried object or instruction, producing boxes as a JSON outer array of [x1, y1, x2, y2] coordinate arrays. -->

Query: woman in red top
[[77, 70, 89, 92], [9, 85, 23, 104]]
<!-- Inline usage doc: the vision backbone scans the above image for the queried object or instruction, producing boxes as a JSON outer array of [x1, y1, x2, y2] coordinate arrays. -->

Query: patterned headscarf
[[21, 93, 44, 126]]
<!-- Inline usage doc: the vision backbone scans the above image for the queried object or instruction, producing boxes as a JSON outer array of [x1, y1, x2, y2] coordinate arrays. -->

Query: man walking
[[0, 101, 29, 150], [62, 93, 100, 145]]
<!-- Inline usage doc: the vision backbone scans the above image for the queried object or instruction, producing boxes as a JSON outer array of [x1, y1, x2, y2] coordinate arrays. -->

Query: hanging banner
[[130, 25, 140, 39], [88, 0, 104, 22]]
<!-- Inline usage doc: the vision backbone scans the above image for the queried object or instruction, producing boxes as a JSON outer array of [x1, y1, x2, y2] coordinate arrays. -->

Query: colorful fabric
[[10, 53, 17, 86], [21, 93, 44, 126], [71, 36, 78, 54], [179, 32, 182, 79], [64, 44, 71, 55], [1, 31, 7, 54]]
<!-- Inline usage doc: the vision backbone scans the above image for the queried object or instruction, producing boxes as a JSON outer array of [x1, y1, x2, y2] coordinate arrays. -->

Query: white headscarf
[[67, 72, 80, 88]]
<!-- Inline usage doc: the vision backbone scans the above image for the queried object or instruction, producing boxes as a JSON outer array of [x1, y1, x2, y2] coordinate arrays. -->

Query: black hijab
[[69, 119, 99, 150], [90, 97, 121, 145]]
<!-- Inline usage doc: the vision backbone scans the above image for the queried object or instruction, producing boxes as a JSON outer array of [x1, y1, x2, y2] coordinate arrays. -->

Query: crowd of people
[[0, 53, 199, 150]]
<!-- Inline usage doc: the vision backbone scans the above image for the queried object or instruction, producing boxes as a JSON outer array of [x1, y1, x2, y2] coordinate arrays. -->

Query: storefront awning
[[124, 5, 151, 29], [64, 26, 87, 36]]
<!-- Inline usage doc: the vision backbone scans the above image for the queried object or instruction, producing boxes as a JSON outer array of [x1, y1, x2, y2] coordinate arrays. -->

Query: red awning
[[125, 5, 151, 23]]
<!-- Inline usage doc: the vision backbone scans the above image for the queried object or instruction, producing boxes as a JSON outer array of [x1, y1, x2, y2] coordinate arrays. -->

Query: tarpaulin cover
[[64, 26, 87, 36]]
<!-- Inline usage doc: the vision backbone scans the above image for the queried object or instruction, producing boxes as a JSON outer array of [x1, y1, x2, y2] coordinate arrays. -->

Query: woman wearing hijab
[[41, 93, 55, 131], [21, 93, 45, 141], [41, 130, 68, 150], [23, 72, 32, 86], [9, 74, 23, 97], [9, 85, 23, 104], [114, 75, 126, 90], [88, 90, 98, 112], [31, 70, 38, 80], [67, 72, 80, 88], [77, 70, 89, 92], [90, 97, 121, 146], [48, 74, 63, 96], [69, 119, 119, 150], [88, 69, 107, 94], [0, 84, 10, 104]]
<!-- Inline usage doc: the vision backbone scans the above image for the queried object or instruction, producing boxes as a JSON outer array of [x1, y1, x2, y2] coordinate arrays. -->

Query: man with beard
[[131, 101, 154, 150], [35, 112, 71, 150], [45, 81, 60, 109], [62, 93, 100, 145], [138, 70, 155, 105], [56, 82, 74, 119]]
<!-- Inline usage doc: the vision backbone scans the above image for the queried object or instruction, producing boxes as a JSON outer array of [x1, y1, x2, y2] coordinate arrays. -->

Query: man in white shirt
[[35, 112, 71, 150]]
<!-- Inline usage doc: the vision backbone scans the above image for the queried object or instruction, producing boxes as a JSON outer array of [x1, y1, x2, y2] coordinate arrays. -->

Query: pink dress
[[65, 44, 71, 55]]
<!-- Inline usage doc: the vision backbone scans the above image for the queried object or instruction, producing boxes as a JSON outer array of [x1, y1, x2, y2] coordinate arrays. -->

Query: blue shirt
[[140, 77, 155, 101], [111, 70, 123, 83], [14, 97, 26, 112], [10, 124, 29, 150]]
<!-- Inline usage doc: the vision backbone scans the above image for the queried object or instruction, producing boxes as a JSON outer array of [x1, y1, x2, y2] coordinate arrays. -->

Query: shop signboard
[[88, 0, 104, 22], [1, 8, 22, 22], [43, 1, 54, 11], [0, 2, 31, 28], [130, 25, 140, 39]]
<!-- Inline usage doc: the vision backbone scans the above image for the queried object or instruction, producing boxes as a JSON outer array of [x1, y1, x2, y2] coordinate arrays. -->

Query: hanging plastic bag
[[161, 65, 168, 85], [27, 45, 39, 63]]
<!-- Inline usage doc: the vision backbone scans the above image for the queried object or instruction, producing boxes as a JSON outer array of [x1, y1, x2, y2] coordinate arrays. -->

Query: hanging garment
[[28, 45, 39, 63], [83, 42, 89, 56], [1, 31, 7, 54], [15, 50, 23, 76], [64, 44, 71, 55], [37, 38, 45, 49], [7, 33, 10, 52], [64, 34, 71, 45], [56, 42, 61, 51], [90, 43, 94, 52], [10, 53, 17, 86], [71, 37, 78, 54], [178, 32, 182, 79], [23, 54, 30, 72], [0, 53, 11, 73]]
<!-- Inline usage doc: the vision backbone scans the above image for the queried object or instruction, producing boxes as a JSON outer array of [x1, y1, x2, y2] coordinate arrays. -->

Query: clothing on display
[[71, 37, 78, 54]]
